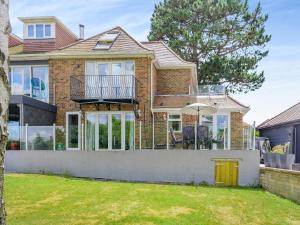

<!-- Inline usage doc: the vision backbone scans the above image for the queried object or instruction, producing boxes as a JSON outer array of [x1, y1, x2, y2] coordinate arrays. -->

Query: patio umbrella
[[181, 103, 216, 124]]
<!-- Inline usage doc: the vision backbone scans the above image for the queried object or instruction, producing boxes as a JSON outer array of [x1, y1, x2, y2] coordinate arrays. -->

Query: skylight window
[[94, 32, 119, 50]]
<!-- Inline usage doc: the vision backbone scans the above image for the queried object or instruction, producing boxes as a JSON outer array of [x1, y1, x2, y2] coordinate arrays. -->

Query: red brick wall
[[156, 69, 191, 95], [23, 39, 56, 53], [49, 57, 152, 149]]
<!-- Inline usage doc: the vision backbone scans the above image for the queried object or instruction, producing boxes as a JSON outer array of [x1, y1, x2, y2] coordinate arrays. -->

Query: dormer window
[[25, 24, 54, 39], [94, 32, 119, 50]]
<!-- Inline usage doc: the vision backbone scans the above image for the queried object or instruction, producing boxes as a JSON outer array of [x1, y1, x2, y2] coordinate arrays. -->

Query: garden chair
[[169, 127, 182, 149], [182, 126, 195, 149], [197, 125, 209, 149]]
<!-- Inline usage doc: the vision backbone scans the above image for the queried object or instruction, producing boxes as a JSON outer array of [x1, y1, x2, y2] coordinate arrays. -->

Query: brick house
[[8, 16, 249, 151]]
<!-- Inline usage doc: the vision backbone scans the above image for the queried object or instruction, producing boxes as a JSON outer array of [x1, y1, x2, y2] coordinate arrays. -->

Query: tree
[[0, 0, 10, 224], [148, 0, 271, 93]]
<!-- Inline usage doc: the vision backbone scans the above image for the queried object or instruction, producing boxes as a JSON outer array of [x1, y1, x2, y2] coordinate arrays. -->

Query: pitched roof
[[9, 34, 23, 47], [153, 95, 249, 114], [142, 41, 195, 68], [257, 102, 300, 129], [55, 26, 152, 55]]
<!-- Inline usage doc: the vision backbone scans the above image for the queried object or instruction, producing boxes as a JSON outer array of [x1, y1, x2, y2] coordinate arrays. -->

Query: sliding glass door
[[85, 112, 134, 150]]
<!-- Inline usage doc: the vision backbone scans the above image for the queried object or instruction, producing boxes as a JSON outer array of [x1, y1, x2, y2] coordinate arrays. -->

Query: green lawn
[[5, 174, 300, 225]]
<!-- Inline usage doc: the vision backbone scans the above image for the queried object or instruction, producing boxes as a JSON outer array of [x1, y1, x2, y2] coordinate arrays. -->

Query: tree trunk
[[0, 0, 11, 224]]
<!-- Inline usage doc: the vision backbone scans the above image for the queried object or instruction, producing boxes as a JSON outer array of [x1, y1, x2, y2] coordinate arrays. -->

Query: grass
[[5, 173, 300, 225]]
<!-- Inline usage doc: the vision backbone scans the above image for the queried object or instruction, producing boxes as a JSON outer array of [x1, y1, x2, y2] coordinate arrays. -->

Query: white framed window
[[168, 113, 182, 132], [25, 23, 54, 39], [66, 112, 81, 150]]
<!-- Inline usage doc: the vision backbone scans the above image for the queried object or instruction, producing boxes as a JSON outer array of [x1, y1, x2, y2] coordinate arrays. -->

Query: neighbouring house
[[8, 16, 250, 151], [258, 102, 300, 163]]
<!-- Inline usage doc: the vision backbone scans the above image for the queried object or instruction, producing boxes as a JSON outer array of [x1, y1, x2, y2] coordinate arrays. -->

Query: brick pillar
[[231, 112, 243, 150]]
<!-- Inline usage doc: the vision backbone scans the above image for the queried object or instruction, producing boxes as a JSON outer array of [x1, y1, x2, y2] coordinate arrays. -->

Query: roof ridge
[[257, 101, 300, 128], [116, 27, 152, 51]]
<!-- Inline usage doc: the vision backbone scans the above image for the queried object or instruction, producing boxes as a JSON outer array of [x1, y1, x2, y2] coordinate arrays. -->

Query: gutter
[[10, 51, 155, 61]]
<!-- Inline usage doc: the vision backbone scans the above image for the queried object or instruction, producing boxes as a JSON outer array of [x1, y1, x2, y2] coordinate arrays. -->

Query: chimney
[[79, 24, 84, 40]]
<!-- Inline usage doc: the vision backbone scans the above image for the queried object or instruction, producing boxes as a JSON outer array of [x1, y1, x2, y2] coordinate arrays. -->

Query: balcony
[[198, 85, 226, 96], [70, 75, 139, 104]]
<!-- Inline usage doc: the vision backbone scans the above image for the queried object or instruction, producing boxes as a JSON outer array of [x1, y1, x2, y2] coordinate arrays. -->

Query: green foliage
[[148, 0, 271, 93], [32, 134, 53, 150]]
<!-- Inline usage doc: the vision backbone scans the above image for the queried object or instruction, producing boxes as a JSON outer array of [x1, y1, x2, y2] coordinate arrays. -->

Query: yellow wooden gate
[[215, 160, 238, 186]]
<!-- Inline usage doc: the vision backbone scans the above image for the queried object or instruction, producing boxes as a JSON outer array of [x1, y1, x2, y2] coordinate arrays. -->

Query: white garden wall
[[5, 150, 260, 186]]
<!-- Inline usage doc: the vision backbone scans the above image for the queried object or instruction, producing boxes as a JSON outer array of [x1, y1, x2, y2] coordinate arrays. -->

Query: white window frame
[[199, 112, 231, 150], [85, 111, 135, 151], [9, 65, 49, 103], [168, 113, 182, 133], [25, 23, 55, 39], [85, 61, 135, 76], [66, 112, 81, 150]]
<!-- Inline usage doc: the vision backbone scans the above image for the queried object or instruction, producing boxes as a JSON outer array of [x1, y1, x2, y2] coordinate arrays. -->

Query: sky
[[9, 0, 300, 125]]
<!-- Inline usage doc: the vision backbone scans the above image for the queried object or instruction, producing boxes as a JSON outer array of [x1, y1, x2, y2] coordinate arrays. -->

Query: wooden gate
[[215, 160, 238, 186]]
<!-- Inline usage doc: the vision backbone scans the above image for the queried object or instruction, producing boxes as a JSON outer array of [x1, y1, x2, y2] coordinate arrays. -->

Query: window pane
[[125, 113, 134, 150], [112, 114, 122, 149], [99, 114, 108, 149], [86, 114, 96, 151], [36, 24, 44, 38], [45, 24, 51, 37], [28, 25, 34, 37], [68, 114, 79, 149], [216, 115, 229, 150], [98, 64, 109, 75], [86, 62, 95, 75], [169, 121, 181, 132], [23, 67, 31, 96], [112, 63, 122, 75], [85, 63, 96, 98], [169, 114, 180, 120], [32, 67, 49, 102], [125, 62, 134, 75], [201, 115, 213, 137], [12, 67, 23, 95]]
